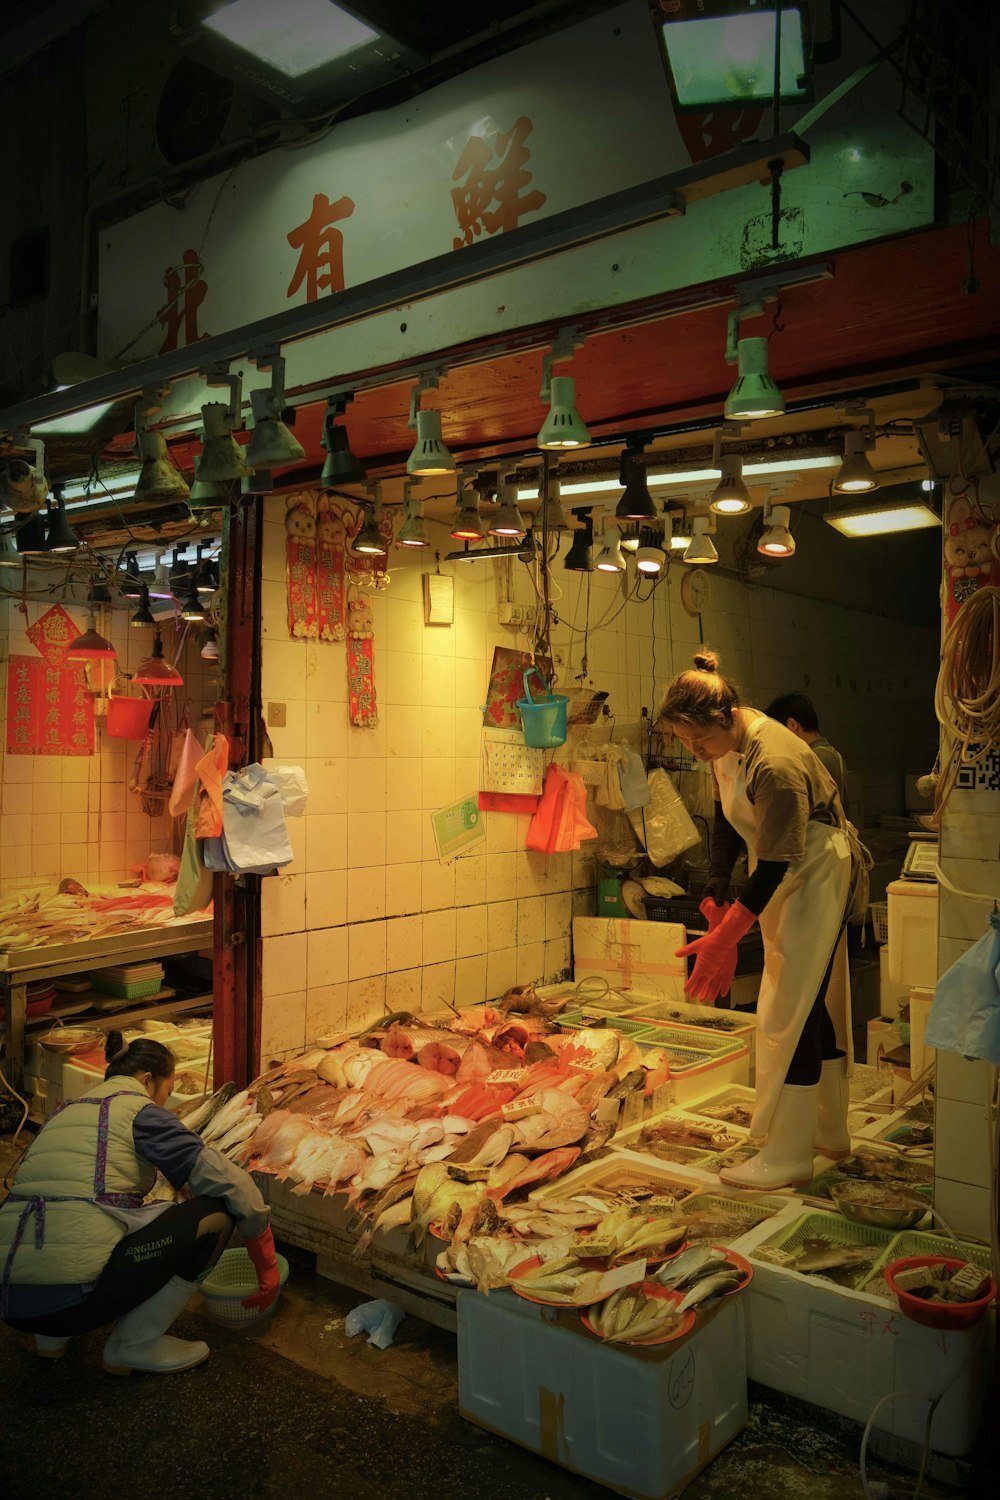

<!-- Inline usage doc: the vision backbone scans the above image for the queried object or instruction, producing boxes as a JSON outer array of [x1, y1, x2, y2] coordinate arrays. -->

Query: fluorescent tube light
[[204, 0, 378, 78], [517, 454, 838, 502], [825, 503, 941, 538]]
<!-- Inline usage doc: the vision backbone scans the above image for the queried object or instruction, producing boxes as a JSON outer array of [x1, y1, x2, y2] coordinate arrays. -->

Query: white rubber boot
[[102, 1276, 209, 1376], [719, 1084, 818, 1190], [815, 1052, 851, 1159], [34, 1335, 70, 1359]]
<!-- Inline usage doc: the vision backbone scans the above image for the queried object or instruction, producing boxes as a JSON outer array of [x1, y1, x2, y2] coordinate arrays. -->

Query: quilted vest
[[0, 1076, 156, 1290]]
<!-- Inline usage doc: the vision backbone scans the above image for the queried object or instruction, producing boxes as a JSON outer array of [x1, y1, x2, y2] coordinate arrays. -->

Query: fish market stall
[[0, 883, 213, 1097]]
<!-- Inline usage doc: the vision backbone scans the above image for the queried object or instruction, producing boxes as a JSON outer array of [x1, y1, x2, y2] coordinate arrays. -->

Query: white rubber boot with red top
[[102, 1275, 209, 1375], [34, 1335, 70, 1359], [719, 1084, 818, 1190], [815, 1052, 851, 1159]]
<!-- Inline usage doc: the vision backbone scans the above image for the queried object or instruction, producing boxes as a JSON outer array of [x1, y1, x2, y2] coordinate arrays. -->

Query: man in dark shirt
[[765, 692, 850, 818]]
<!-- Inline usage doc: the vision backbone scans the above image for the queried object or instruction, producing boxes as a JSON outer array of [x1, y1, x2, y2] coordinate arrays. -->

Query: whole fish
[[352, 1197, 414, 1258], [677, 1270, 746, 1312], [794, 1243, 879, 1274], [487, 1146, 581, 1203], [214, 1114, 262, 1156], [656, 1244, 727, 1289], [348, 1148, 409, 1202], [180, 1081, 236, 1134], [202, 1088, 252, 1143], [448, 1122, 516, 1168]]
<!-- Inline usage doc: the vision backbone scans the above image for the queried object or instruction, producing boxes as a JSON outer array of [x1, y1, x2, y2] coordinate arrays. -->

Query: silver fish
[[179, 1081, 235, 1134], [656, 1244, 727, 1289], [794, 1243, 879, 1274], [677, 1270, 745, 1311]]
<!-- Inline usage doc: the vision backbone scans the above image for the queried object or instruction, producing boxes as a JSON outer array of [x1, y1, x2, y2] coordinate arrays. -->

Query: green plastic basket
[[680, 1192, 784, 1239], [198, 1247, 290, 1329], [90, 974, 163, 1000], [860, 1230, 993, 1303], [633, 1025, 745, 1057], [757, 1210, 894, 1289]]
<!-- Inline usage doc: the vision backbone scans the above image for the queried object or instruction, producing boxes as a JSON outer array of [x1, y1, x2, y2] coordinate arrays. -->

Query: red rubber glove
[[699, 896, 730, 932], [676, 901, 756, 1004], [242, 1226, 280, 1311]]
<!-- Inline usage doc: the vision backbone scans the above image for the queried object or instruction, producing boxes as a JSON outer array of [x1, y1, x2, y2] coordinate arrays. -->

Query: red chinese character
[[451, 116, 547, 249], [158, 249, 210, 354], [286, 193, 356, 302]]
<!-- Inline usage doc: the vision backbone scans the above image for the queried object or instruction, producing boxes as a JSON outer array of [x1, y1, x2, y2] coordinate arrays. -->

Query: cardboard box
[[573, 917, 687, 1006]]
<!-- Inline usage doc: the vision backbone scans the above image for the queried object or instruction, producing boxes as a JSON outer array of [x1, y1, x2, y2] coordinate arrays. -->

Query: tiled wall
[[257, 496, 940, 1060], [934, 789, 998, 1240], [0, 589, 214, 892]]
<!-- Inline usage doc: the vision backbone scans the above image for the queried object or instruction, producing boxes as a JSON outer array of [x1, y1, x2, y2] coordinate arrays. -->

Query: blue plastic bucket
[[516, 668, 569, 748]]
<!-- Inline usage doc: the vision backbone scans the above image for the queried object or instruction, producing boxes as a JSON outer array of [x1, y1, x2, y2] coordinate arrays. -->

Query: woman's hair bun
[[104, 1030, 126, 1064], [692, 649, 720, 673]]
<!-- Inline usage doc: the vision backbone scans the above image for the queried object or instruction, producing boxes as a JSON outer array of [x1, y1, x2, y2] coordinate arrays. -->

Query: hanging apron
[[1, 1092, 171, 1315], [714, 722, 853, 1140]]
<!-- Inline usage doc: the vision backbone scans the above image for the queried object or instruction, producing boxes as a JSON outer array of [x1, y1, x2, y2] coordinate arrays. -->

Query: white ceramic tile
[[455, 903, 486, 959], [386, 651, 424, 706], [454, 853, 486, 906], [305, 757, 348, 816], [262, 933, 308, 997], [545, 891, 572, 943], [305, 870, 347, 930], [31, 846, 61, 879], [33, 813, 60, 844], [261, 872, 306, 936], [306, 982, 348, 1040], [385, 861, 422, 917], [385, 758, 423, 811], [347, 867, 386, 923], [387, 967, 423, 1011], [347, 975, 386, 1030], [935, 1052, 993, 1106], [931, 1177, 993, 1242], [455, 954, 488, 1005], [939, 887, 993, 943], [422, 860, 455, 911], [487, 899, 518, 951], [422, 656, 456, 708], [485, 811, 517, 854], [386, 598, 423, 651], [386, 809, 424, 865], [349, 919, 387, 980], [385, 705, 422, 758], [347, 812, 387, 869], [60, 783, 89, 813], [423, 907, 457, 964], [307, 926, 348, 989], [423, 757, 456, 809], [305, 814, 347, 873], [386, 915, 423, 972], [455, 712, 483, 760], [544, 936, 571, 981], [259, 991, 307, 1061], [455, 659, 488, 710], [422, 961, 456, 1010], [515, 941, 546, 987], [934, 1098, 993, 1188], [486, 947, 517, 1000], [347, 717, 388, 760], [939, 811, 1000, 862], [305, 700, 349, 759], [305, 641, 348, 705], [486, 851, 519, 901], [347, 759, 386, 813], [517, 897, 546, 946], [261, 639, 308, 702]]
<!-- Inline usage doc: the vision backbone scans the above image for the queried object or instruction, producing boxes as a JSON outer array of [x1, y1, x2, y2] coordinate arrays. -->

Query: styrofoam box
[[457, 1286, 747, 1499], [26, 1043, 68, 1087], [532, 1152, 718, 1204], [736, 1216, 990, 1456], [886, 879, 938, 988], [573, 916, 688, 1007]]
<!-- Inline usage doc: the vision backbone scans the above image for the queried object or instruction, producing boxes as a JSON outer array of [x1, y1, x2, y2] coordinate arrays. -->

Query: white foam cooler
[[457, 1286, 747, 1499], [887, 879, 938, 988]]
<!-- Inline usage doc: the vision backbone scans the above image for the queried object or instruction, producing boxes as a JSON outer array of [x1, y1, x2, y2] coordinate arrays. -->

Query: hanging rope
[[933, 585, 1000, 822]]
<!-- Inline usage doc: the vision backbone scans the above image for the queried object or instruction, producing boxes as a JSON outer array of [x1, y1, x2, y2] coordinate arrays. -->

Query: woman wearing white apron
[[659, 651, 855, 1189]]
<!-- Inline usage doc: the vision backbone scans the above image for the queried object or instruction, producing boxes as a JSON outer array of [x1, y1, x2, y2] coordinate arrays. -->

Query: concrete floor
[[0, 1240, 980, 1500]]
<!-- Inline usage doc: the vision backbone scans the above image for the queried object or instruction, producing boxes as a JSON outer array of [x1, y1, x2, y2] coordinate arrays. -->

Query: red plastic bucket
[[106, 694, 154, 739]]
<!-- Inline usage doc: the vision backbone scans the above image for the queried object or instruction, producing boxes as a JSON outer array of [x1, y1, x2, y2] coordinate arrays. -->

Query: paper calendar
[[480, 726, 546, 795]]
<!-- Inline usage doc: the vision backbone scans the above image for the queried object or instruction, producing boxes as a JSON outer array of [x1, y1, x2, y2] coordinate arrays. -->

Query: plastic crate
[[532, 1154, 710, 1204], [869, 901, 889, 945], [859, 1229, 992, 1303], [198, 1247, 290, 1329], [634, 1026, 745, 1058], [755, 1210, 894, 1290], [678, 1193, 786, 1243], [642, 896, 704, 926], [90, 974, 164, 1000]]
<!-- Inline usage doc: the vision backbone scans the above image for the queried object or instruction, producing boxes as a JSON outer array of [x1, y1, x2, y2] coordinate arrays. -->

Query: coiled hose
[[933, 585, 1000, 823]]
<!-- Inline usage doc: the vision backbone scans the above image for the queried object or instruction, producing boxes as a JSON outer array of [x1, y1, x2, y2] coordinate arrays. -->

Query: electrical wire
[[0, 1060, 30, 1150], [932, 585, 1000, 823]]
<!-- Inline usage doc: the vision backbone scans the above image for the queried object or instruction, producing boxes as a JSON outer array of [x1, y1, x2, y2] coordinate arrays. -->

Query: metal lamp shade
[[406, 410, 455, 475], [724, 337, 785, 420]]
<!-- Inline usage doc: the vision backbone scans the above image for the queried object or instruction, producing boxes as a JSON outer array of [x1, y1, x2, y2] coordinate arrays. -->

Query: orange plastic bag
[[525, 766, 597, 853], [194, 732, 229, 838]]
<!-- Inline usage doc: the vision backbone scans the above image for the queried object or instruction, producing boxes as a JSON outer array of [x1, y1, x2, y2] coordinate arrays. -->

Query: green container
[[758, 1210, 895, 1289], [859, 1230, 992, 1303]]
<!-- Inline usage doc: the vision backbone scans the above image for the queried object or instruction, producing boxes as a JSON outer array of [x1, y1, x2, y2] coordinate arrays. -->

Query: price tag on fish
[[486, 1068, 529, 1086], [597, 1259, 648, 1297]]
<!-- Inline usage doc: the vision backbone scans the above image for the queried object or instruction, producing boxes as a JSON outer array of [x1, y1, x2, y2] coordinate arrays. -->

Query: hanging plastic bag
[[526, 765, 597, 854], [267, 765, 310, 818], [168, 728, 204, 819], [628, 768, 699, 867], [925, 913, 1000, 1063], [195, 733, 229, 838], [220, 765, 294, 874], [173, 796, 214, 917]]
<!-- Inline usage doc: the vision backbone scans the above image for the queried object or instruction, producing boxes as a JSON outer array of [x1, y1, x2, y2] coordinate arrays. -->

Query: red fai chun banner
[[6, 655, 94, 756]]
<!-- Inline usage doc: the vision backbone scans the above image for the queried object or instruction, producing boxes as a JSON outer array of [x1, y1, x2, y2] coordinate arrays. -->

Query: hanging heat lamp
[[133, 630, 183, 687]]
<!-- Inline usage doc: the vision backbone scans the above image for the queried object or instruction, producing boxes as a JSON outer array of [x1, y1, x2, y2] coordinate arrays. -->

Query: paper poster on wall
[[482, 646, 553, 729], [5, 656, 94, 756], [431, 793, 486, 861]]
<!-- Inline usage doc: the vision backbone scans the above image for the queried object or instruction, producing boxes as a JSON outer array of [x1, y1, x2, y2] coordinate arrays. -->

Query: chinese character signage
[[6, 656, 94, 757]]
